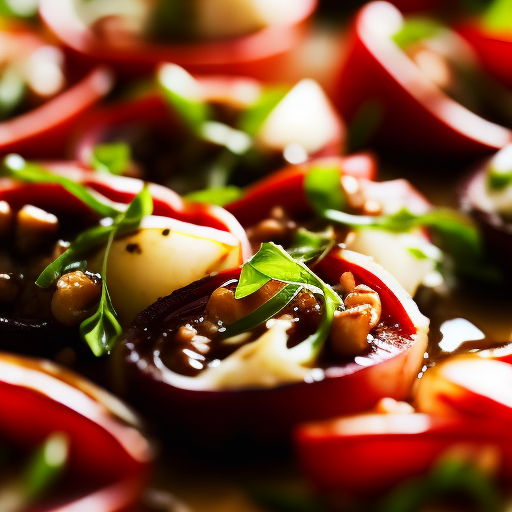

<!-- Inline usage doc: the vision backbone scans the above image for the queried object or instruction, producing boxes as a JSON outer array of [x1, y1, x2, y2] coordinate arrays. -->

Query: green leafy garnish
[[158, 64, 213, 135], [482, 0, 512, 34], [303, 165, 492, 281], [2, 154, 121, 219], [36, 186, 153, 355], [0, 67, 26, 120], [377, 458, 501, 512], [226, 243, 343, 363], [0, 0, 38, 19], [287, 228, 335, 263], [184, 185, 244, 206], [392, 18, 444, 49], [486, 145, 512, 190], [304, 165, 347, 213], [237, 86, 290, 136], [0, 432, 69, 512], [90, 143, 131, 175], [23, 432, 69, 503]]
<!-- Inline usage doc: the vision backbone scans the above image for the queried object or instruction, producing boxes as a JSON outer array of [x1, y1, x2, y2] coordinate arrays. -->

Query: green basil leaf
[[78, 186, 153, 356], [0, 66, 26, 120], [79, 281, 122, 356], [233, 243, 344, 362], [287, 228, 335, 263], [378, 458, 501, 512], [90, 143, 131, 175], [0, 0, 38, 19], [223, 284, 302, 339], [36, 225, 114, 287], [482, 0, 512, 33], [184, 185, 244, 206], [23, 432, 69, 502], [236, 263, 272, 299], [237, 86, 290, 136], [118, 184, 153, 230], [2, 154, 121, 218], [392, 18, 444, 49], [158, 64, 213, 135], [304, 166, 348, 215], [290, 294, 337, 363]]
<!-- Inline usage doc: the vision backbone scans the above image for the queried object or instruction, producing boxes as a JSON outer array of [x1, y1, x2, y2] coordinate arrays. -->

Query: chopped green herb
[[302, 165, 493, 281], [0, 66, 26, 120], [347, 98, 385, 152], [36, 186, 153, 355], [392, 18, 444, 49], [486, 145, 512, 190], [184, 185, 244, 206], [23, 432, 69, 503], [482, 0, 512, 34], [2, 154, 121, 219], [304, 165, 348, 214], [231, 243, 344, 363], [158, 64, 213, 135], [287, 227, 335, 263], [378, 458, 501, 512], [90, 143, 131, 175], [237, 86, 290, 137]]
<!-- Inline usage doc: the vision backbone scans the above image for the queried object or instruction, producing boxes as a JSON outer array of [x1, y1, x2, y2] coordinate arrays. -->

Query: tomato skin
[[224, 153, 378, 227], [0, 161, 250, 257], [117, 247, 427, 441], [295, 411, 512, 496], [0, 23, 113, 159], [457, 23, 512, 90], [0, 161, 250, 355], [39, 0, 317, 82], [0, 352, 153, 512], [332, 2, 512, 157]]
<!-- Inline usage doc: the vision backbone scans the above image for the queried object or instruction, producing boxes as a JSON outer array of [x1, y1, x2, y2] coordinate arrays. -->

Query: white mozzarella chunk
[[345, 229, 439, 297], [90, 215, 242, 326], [157, 319, 315, 391], [256, 79, 340, 155]]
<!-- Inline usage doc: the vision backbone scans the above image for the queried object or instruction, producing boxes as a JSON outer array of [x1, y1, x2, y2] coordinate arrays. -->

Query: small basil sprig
[[2, 154, 121, 219], [158, 65, 289, 189], [184, 185, 244, 206], [377, 457, 500, 512], [287, 227, 335, 263], [90, 143, 131, 175], [224, 243, 343, 364], [304, 165, 493, 282], [36, 186, 154, 356], [0, 432, 69, 512]]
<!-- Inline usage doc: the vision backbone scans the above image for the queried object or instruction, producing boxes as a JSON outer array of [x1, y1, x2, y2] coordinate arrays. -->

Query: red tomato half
[[333, 2, 512, 156], [39, 0, 317, 82], [457, 23, 512, 90], [0, 352, 153, 512], [225, 153, 378, 227], [0, 24, 113, 158], [295, 409, 512, 495], [116, 246, 428, 441]]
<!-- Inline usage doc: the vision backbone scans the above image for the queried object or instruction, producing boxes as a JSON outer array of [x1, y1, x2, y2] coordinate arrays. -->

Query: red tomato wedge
[[39, 0, 317, 82], [0, 352, 153, 512], [333, 2, 512, 156], [295, 408, 512, 495], [116, 247, 428, 441]]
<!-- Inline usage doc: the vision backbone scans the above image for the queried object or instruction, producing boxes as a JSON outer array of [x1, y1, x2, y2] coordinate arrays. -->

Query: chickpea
[[51, 271, 101, 326], [15, 204, 58, 254]]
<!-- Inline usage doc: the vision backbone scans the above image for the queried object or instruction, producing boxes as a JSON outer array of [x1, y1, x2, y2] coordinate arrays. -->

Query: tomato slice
[[39, 0, 317, 82], [0, 352, 153, 512], [116, 247, 428, 441], [333, 2, 512, 156], [295, 408, 512, 495]]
